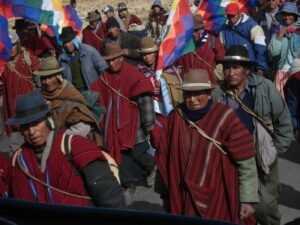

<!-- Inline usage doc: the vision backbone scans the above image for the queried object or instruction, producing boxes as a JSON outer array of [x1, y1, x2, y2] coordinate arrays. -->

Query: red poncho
[[1, 51, 40, 134], [156, 102, 255, 223], [9, 130, 106, 206], [82, 23, 107, 53], [91, 62, 154, 164]]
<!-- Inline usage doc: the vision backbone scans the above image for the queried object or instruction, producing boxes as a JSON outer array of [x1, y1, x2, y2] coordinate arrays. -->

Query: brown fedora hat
[[103, 43, 125, 60], [138, 37, 158, 54], [178, 69, 216, 91], [33, 56, 64, 76], [85, 11, 101, 22], [59, 26, 78, 42]]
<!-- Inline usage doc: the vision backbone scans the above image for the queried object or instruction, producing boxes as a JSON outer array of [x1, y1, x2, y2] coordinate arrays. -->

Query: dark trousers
[[119, 141, 155, 188]]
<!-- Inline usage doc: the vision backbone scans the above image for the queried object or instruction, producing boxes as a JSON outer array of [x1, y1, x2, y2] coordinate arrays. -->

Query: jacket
[[220, 13, 268, 71], [268, 25, 300, 72], [212, 74, 293, 154], [58, 43, 108, 89]]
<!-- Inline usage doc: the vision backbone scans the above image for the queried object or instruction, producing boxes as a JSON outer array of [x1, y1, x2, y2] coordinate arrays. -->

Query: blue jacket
[[58, 42, 108, 89], [220, 13, 268, 71]]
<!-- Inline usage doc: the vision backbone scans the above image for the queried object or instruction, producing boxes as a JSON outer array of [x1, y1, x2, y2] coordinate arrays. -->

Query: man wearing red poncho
[[155, 69, 258, 224]]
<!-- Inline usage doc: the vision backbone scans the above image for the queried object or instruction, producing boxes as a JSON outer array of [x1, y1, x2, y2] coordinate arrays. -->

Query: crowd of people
[[0, 0, 299, 224]]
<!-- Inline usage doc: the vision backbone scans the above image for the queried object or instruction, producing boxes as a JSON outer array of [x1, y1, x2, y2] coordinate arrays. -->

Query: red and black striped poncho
[[156, 102, 256, 224]]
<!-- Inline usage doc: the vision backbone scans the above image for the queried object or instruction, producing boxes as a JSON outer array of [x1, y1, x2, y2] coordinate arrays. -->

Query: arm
[[268, 81, 293, 153], [250, 25, 268, 71], [268, 33, 284, 58], [81, 159, 126, 209], [137, 94, 155, 133], [91, 48, 108, 74]]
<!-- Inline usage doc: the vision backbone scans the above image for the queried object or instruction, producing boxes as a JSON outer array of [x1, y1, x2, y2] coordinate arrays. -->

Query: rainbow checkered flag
[[156, 0, 195, 115], [0, 15, 12, 74], [197, 0, 259, 33], [0, 0, 62, 26]]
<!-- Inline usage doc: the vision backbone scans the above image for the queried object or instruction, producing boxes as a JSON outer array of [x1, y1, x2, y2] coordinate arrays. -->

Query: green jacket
[[212, 74, 293, 154]]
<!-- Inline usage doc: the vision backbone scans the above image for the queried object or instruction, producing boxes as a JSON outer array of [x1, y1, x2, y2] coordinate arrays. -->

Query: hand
[[277, 28, 287, 38], [240, 203, 255, 219]]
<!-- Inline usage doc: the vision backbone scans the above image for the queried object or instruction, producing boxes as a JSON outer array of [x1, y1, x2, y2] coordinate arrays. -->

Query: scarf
[[181, 99, 213, 121]]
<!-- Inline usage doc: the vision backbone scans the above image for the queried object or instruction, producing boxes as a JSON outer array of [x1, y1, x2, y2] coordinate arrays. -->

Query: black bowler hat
[[219, 45, 256, 65], [6, 90, 50, 126], [59, 26, 78, 42]]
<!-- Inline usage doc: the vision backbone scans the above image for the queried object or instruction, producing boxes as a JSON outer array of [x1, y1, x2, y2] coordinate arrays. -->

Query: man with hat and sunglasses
[[58, 26, 108, 92], [213, 45, 293, 225], [117, 2, 142, 31], [6, 90, 125, 208], [91, 43, 156, 201], [82, 10, 107, 54], [155, 68, 258, 223]]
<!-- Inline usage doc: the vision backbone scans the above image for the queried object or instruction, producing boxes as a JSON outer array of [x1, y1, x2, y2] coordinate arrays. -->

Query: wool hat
[[33, 56, 64, 77], [152, 0, 163, 9], [86, 11, 101, 22], [279, 2, 300, 17], [6, 90, 50, 126], [219, 45, 256, 65], [106, 17, 120, 29], [59, 26, 78, 42], [178, 69, 216, 91], [118, 2, 127, 12], [138, 37, 158, 54], [9, 30, 19, 44], [103, 43, 125, 60], [289, 56, 300, 75], [193, 14, 205, 30], [225, 3, 240, 16], [103, 5, 114, 14]]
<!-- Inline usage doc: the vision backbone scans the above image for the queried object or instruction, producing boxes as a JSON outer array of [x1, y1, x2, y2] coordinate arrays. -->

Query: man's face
[[108, 26, 120, 39], [62, 40, 76, 55], [21, 119, 49, 147], [40, 74, 61, 93], [119, 10, 127, 19], [153, 6, 161, 14], [105, 11, 114, 18], [183, 90, 210, 110], [90, 19, 99, 29], [282, 12, 297, 26], [193, 29, 204, 42], [223, 62, 249, 88], [108, 56, 123, 72], [142, 52, 157, 67], [227, 13, 241, 26], [267, 0, 278, 10]]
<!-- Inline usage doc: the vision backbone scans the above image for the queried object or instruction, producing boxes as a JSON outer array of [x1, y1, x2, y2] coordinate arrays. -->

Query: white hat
[[290, 55, 300, 75]]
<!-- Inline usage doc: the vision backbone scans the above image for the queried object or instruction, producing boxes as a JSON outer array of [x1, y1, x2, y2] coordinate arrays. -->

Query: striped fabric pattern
[[156, 0, 195, 71], [157, 102, 255, 222], [197, 0, 259, 32]]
